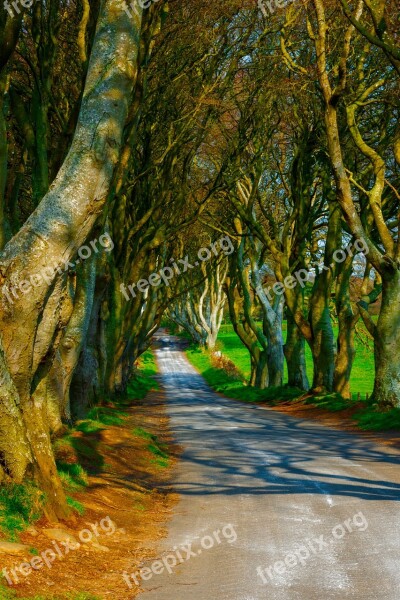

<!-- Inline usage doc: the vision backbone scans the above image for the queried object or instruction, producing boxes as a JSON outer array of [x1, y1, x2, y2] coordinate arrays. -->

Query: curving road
[[137, 335, 400, 600]]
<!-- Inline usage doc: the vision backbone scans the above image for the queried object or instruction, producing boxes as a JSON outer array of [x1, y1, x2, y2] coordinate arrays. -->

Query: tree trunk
[[308, 201, 340, 394], [334, 317, 355, 400], [59, 255, 97, 418], [249, 355, 257, 387], [333, 254, 357, 399], [0, 342, 32, 481], [0, 72, 8, 250], [0, 0, 143, 518], [254, 350, 268, 389], [309, 303, 335, 393], [71, 252, 110, 418], [31, 85, 49, 204], [285, 311, 309, 390], [372, 272, 400, 408]]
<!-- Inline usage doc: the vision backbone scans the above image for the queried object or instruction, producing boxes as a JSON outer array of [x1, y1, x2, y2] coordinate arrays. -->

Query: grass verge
[[186, 345, 301, 403], [126, 350, 159, 402], [185, 345, 400, 433]]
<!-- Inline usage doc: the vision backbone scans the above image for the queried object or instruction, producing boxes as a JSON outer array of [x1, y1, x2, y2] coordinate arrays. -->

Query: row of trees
[[169, 0, 399, 408], [0, 0, 257, 518], [0, 0, 398, 518]]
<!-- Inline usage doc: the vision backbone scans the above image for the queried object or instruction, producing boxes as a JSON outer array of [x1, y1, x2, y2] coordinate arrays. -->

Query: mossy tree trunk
[[0, 0, 143, 519]]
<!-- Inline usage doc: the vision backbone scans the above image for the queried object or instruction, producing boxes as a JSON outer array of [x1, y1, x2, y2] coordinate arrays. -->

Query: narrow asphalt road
[[138, 335, 400, 600]]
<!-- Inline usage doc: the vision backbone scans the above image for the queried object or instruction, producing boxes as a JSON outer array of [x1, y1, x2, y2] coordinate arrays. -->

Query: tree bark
[[372, 272, 400, 408], [285, 310, 309, 390], [0, 0, 143, 518]]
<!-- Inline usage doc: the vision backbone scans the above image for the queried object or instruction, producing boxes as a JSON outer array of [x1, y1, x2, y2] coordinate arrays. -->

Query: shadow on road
[[155, 339, 400, 503]]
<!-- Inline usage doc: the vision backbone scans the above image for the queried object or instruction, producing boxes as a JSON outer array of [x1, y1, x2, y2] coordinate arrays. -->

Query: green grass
[[0, 441, 89, 541], [66, 496, 85, 515], [303, 392, 358, 412], [54, 435, 105, 483], [85, 406, 128, 426], [131, 427, 170, 469], [217, 322, 375, 399], [187, 323, 400, 433], [0, 483, 44, 541], [75, 350, 158, 434], [354, 407, 400, 431], [56, 462, 87, 514], [75, 406, 129, 434], [0, 587, 100, 600], [126, 350, 159, 402], [147, 442, 169, 460], [186, 345, 301, 404], [57, 463, 88, 492], [132, 426, 157, 441]]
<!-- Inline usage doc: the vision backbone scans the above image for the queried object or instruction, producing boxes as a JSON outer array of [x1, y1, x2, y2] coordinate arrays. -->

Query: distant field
[[217, 322, 374, 398]]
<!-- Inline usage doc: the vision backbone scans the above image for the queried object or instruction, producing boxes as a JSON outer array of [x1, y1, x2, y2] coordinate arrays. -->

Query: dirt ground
[[1, 388, 178, 600]]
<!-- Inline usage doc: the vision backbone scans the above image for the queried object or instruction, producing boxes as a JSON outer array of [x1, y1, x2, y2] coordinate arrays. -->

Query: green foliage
[[131, 427, 169, 469], [126, 350, 159, 402], [354, 408, 400, 431], [57, 462, 88, 492], [161, 320, 179, 335], [147, 443, 168, 459], [139, 349, 158, 377], [74, 404, 129, 434], [163, 321, 190, 339], [132, 427, 156, 441], [0, 483, 44, 541], [66, 496, 85, 515], [304, 393, 358, 412]]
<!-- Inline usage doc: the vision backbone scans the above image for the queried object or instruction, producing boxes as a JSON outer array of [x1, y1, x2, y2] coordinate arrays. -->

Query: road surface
[[137, 335, 400, 599]]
